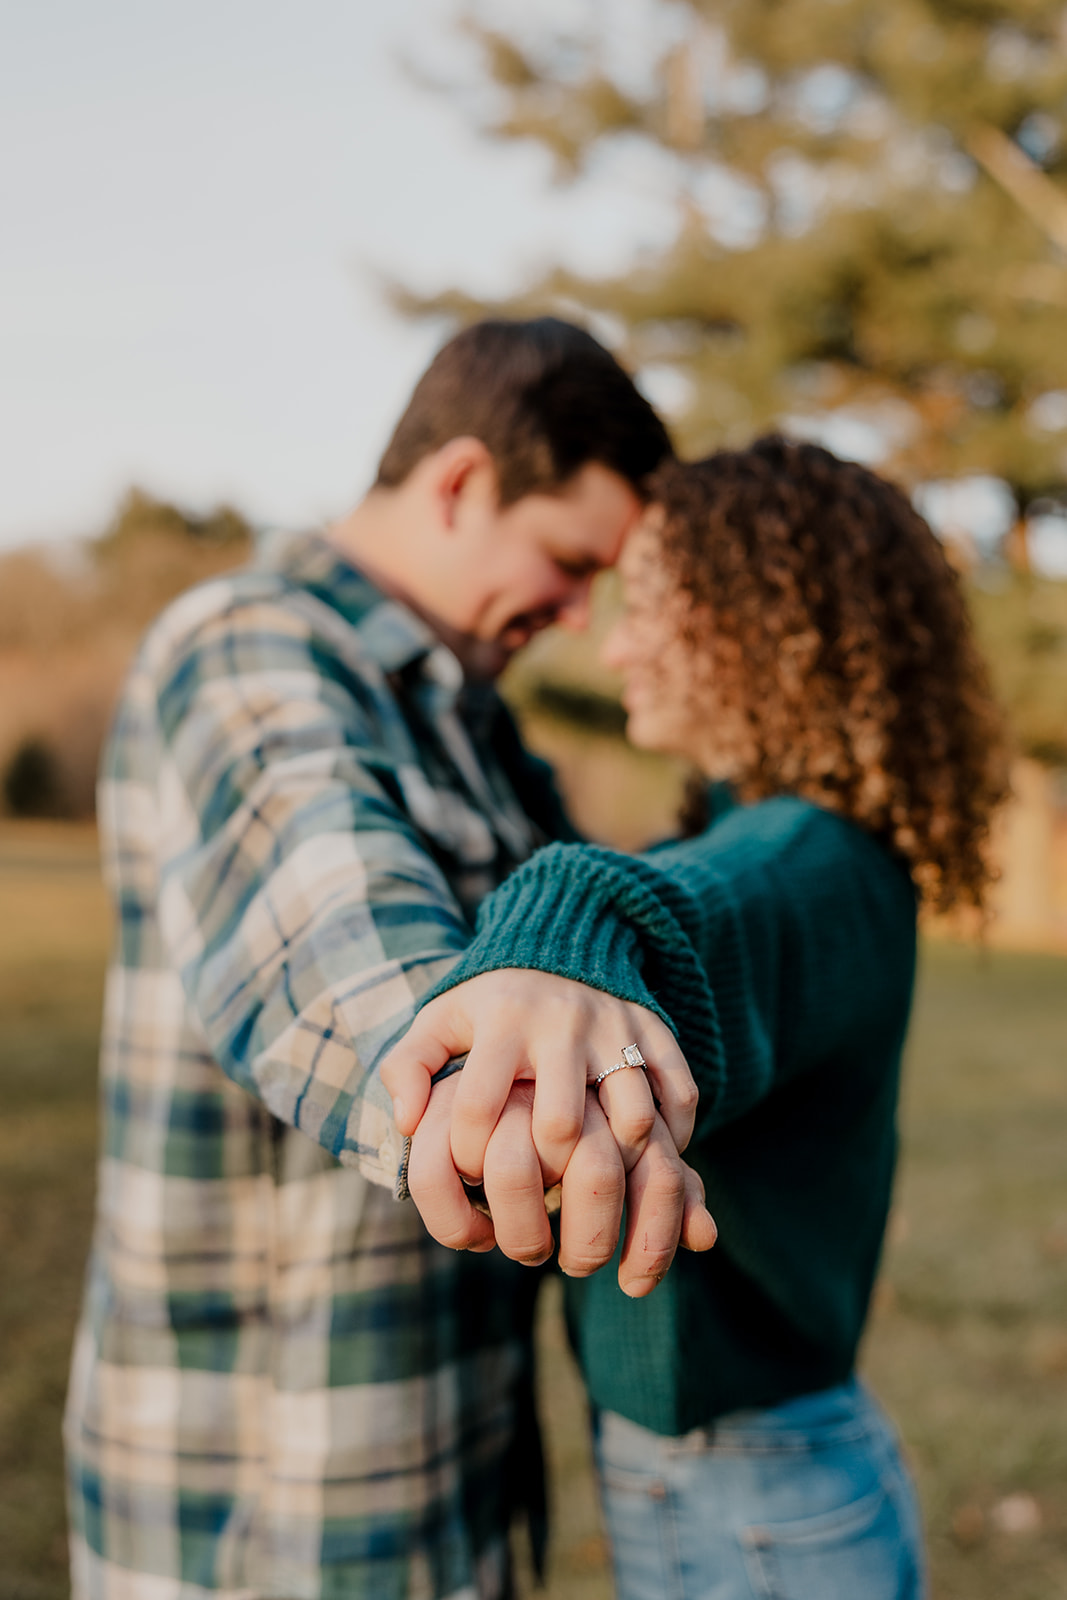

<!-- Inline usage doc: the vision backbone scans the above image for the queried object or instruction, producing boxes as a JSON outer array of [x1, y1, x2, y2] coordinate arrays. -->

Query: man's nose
[[555, 577, 595, 632]]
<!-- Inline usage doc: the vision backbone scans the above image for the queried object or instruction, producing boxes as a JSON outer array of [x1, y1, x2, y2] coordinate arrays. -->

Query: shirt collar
[[260, 528, 477, 717]]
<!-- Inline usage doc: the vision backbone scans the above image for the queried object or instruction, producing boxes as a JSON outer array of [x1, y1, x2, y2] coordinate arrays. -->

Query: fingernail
[[621, 1273, 664, 1300], [519, 1250, 554, 1268]]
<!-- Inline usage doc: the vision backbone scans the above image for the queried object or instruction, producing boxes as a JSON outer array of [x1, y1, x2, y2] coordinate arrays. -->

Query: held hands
[[381, 971, 717, 1298]]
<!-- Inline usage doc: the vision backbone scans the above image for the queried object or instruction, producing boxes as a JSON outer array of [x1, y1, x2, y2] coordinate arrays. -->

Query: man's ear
[[428, 437, 497, 530]]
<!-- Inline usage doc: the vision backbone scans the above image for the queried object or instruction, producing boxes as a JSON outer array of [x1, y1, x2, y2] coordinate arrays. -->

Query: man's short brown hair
[[375, 317, 672, 503]]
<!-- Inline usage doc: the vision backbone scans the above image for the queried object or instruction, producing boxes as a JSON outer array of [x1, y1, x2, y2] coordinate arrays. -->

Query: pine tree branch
[[966, 123, 1067, 257]]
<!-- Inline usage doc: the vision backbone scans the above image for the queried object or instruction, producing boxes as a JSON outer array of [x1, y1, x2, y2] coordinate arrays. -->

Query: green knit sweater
[[428, 795, 918, 1436]]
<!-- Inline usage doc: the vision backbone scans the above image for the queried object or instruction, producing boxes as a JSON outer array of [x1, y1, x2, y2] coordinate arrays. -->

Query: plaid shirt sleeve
[[105, 572, 478, 1193]]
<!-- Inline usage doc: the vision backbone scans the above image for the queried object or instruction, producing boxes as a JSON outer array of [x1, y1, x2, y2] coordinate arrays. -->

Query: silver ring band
[[594, 1043, 647, 1088]]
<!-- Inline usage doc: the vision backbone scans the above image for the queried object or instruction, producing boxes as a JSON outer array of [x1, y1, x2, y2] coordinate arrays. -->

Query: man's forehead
[[533, 463, 644, 558]]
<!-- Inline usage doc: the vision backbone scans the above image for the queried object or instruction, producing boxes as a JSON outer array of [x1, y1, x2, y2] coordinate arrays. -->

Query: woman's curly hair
[[652, 436, 1010, 914]]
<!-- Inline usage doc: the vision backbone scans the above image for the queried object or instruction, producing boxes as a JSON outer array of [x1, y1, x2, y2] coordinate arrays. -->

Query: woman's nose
[[599, 619, 630, 671]]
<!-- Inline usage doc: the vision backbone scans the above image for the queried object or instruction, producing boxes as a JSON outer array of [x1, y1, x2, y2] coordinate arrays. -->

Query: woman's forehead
[[620, 511, 671, 586], [621, 512, 661, 561]]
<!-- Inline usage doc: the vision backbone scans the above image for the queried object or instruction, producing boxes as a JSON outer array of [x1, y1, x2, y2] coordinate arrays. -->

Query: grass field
[[1, 821, 1065, 1599]]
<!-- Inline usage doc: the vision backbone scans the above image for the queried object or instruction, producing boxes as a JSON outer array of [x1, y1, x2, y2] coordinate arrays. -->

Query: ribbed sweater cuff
[[421, 845, 727, 1115]]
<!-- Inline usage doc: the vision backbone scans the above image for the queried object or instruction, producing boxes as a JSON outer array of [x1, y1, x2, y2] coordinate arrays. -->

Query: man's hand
[[382, 970, 716, 1293], [405, 1076, 715, 1295]]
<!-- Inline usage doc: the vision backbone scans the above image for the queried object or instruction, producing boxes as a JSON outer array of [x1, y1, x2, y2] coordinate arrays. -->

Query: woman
[[389, 436, 1008, 1599]]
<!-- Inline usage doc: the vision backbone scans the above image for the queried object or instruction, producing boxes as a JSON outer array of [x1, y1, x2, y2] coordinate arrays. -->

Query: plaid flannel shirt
[[64, 531, 566, 1600]]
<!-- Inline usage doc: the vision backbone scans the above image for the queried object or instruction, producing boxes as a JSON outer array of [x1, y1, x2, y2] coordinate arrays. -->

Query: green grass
[[863, 941, 1067, 1600], [1, 825, 1065, 1599], [0, 826, 109, 1599]]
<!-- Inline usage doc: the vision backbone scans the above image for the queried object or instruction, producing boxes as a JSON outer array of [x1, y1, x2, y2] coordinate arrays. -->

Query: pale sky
[[1, 0, 675, 551], [6, 2, 1064, 572]]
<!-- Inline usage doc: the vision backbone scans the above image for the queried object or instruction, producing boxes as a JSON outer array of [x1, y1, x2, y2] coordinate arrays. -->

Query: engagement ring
[[594, 1043, 647, 1088]]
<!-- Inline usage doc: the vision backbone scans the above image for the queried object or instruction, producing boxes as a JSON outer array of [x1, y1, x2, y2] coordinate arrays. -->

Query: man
[[65, 319, 699, 1599]]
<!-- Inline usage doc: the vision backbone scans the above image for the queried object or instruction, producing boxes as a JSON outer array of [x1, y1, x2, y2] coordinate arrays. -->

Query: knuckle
[[488, 995, 523, 1032], [669, 1077, 699, 1116], [454, 1084, 503, 1129], [643, 1163, 687, 1210], [575, 1156, 625, 1199], [684, 1164, 707, 1201], [483, 1149, 542, 1197], [493, 1218, 551, 1262], [562, 1245, 615, 1275], [619, 1103, 656, 1145], [491, 1183, 545, 1219], [660, 1171, 689, 1211], [639, 1246, 675, 1280], [533, 1106, 582, 1150]]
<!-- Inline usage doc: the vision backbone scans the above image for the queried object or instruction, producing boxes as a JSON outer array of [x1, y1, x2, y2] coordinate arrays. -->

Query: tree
[[397, 0, 1067, 763], [2, 738, 67, 819], [0, 491, 254, 819], [404, 0, 1067, 515]]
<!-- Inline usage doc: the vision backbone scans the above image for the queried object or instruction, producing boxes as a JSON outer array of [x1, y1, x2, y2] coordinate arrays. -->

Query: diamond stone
[[621, 1044, 645, 1068]]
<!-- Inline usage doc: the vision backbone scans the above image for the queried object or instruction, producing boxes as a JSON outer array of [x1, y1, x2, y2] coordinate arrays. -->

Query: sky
[[5, 1, 1066, 573], [1, 0, 675, 552]]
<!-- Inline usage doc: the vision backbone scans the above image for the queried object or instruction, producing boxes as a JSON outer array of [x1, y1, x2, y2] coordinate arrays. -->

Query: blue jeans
[[594, 1380, 925, 1600]]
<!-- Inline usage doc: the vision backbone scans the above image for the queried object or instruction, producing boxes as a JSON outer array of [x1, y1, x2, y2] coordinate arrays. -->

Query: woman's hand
[[384, 970, 700, 1176]]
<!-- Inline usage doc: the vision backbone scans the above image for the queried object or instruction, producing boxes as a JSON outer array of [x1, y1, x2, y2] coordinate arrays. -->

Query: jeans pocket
[[742, 1477, 920, 1600]]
